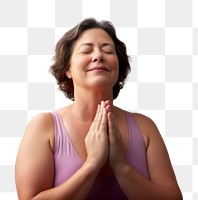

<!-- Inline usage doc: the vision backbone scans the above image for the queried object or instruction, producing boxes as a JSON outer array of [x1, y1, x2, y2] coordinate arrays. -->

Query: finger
[[92, 102, 104, 130], [106, 105, 111, 113], [100, 107, 108, 131], [93, 102, 104, 122], [94, 104, 101, 121], [108, 112, 122, 146], [101, 100, 105, 109], [104, 100, 110, 106], [98, 101, 107, 130], [107, 112, 113, 130], [89, 105, 101, 132], [108, 112, 119, 131], [98, 101, 105, 121], [107, 112, 115, 143]]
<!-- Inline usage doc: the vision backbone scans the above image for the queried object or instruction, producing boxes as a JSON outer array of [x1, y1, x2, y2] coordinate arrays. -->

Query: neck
[[70, 88, 114, 122]]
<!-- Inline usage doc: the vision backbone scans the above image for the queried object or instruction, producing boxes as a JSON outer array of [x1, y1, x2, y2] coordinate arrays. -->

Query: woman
[[15, 18, 182, 200]]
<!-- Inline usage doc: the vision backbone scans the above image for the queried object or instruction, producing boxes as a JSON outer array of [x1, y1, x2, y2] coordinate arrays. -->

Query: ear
[[66, 69, 72, 79]]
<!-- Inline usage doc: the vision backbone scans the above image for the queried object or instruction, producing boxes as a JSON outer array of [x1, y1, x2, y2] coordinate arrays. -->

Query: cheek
[[109, 55, 118, 67], [113, 58, 119, 73], [111, 58, 119, 81], [70, 56, 90, 69], [114, 55, 119, 67], [115, 60, 119, 80]]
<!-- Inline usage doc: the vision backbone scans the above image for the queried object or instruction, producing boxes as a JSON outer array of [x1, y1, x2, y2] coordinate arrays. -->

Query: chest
[[65, 117, 129, 160], [54, 111, 149, 183]]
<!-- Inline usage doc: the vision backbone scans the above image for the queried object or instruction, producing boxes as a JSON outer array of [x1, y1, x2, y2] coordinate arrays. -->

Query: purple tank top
[[51, 111, 149, 199]]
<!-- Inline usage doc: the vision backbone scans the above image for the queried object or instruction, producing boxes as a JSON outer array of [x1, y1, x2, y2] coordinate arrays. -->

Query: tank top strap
[[51, 111, 84, 159], [125, 111, 150, 179], [51, 111, 66, 155], [125, 111, 146, 149]]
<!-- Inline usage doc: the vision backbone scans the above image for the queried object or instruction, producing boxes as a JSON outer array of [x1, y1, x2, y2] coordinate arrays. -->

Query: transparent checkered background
[[0, 0, 197, 199]]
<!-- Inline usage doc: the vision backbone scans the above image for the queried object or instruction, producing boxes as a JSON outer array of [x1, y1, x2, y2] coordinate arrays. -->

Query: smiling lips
[[87, 66, 109, 72]]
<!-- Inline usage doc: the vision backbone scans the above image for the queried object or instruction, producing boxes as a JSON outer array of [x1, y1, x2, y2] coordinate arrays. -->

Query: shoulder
[[24, 112, 55, 148], [27, 112, 54, 133], [127, 112, 160, 148], [132, 113, 158, 131]]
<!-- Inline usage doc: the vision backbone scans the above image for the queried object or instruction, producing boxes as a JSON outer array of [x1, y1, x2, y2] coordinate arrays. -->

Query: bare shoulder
[[23, 112, 55, 149], [130, 112, 160, 148], [132, 112, 158, 132], [27, 112, 54, 131]]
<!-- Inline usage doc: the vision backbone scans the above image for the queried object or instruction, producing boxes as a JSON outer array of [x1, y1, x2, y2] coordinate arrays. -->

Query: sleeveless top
[[51, 111, 150, 199]]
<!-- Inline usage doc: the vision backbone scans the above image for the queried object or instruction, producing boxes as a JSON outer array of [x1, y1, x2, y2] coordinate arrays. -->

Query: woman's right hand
[[85, 101, 109, 170]]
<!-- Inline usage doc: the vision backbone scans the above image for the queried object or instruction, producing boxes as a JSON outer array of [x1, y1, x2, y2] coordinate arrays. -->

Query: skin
[[15, 28, 183, 200]]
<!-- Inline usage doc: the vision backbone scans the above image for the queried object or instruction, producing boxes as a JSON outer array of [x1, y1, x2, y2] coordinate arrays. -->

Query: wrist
[[112, 161, 130, 176], [84, 159, 102, 176]]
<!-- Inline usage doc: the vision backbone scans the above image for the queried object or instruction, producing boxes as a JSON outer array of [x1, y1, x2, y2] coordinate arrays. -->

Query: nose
[[92, 50, 103, 62]]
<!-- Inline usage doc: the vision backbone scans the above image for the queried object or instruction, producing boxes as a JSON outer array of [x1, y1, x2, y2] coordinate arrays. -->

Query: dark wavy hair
[[49, 18, 131, 100]]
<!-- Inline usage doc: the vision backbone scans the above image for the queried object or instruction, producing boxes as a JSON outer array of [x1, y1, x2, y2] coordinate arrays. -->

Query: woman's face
[[66, 28, 119, 92]]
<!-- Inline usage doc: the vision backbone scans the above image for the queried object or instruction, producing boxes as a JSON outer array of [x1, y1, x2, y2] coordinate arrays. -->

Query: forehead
[[74, 28, 114, 46]]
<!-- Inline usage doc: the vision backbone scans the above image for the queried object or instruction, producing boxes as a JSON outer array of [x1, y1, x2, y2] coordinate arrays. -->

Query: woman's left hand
[[107, 109, 128, 171]]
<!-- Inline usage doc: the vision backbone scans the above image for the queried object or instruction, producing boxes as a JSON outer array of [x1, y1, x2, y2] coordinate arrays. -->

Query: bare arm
[[108, 111, 183, 200], [32, 162, 99, 200], [15, 104, 108, 200]]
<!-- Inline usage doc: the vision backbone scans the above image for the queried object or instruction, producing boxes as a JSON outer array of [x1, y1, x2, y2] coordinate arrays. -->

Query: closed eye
[[102, 48, 115, 54], [103, 50, 114, 54], [80, 48, 93, 54], [102, 44, 116, 54]]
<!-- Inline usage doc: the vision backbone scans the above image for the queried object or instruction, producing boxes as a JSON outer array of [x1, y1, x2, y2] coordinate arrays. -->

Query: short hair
[[49, 18, 131, 100]]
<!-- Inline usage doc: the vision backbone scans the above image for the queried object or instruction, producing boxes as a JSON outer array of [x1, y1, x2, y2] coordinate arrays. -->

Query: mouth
[[87, 66, 109, 72]]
